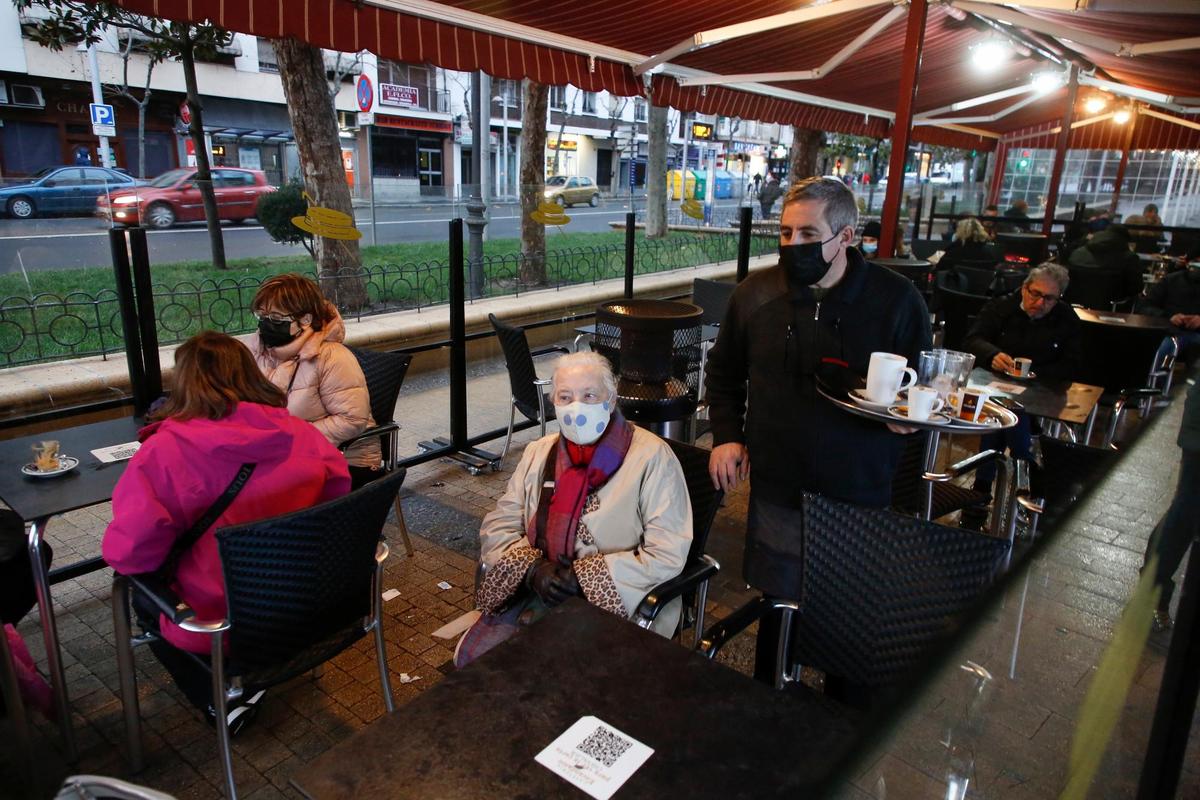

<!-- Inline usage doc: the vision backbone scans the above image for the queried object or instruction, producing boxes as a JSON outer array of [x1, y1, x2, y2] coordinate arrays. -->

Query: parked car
[[544, 175, 600, 208], [0, 166, 142, 219], [97, 167, 275, 228]]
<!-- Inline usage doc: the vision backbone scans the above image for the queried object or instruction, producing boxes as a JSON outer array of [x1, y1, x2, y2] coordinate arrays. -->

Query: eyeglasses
[[1023, 285, 1060, 304], [254, 311, 294, 324]]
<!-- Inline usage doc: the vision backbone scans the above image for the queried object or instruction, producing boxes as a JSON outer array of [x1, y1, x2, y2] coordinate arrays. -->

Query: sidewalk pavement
[[0, 330, 1195, 799]]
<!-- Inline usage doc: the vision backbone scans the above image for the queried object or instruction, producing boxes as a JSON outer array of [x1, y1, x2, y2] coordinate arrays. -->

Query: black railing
[[0, 232, 774, 369]]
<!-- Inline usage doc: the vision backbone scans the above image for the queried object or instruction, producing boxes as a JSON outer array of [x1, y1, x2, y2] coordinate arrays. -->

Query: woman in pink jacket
[[103, 331, 350, 729], [245, 274, 383, 489]]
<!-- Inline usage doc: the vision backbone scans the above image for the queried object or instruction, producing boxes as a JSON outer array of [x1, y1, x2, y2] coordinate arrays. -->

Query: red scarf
[[526, 412, 634, 564]]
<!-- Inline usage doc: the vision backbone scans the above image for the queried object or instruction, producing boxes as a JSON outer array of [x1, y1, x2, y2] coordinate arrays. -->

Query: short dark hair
[[780, 177, 858, 236], [252, 273, 331, 331], [157, 331, 287, 421]]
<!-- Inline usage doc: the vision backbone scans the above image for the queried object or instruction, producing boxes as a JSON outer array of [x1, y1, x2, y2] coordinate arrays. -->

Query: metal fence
[[0, 231, 774, 369]]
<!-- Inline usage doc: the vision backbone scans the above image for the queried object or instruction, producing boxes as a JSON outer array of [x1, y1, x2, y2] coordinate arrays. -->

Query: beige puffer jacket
[[244, 326, 381, 469]]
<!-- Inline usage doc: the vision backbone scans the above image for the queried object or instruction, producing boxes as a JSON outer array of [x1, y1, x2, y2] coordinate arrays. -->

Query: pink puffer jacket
[[244, 323, 381, 469], [103, 402, 351, 653]]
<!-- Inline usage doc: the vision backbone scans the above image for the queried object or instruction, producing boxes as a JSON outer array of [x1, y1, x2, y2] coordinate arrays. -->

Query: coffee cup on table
[[906, 386, 944, 421], [1014, 357, 1033, 377], [866, 352, 917, 405]]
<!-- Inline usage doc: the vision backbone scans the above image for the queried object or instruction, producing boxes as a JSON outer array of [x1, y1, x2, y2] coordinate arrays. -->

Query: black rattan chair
[[343, 347, 415, 556], [112, 470, 405, 800], [691, 278, 735, 327], [934, 275, 990, 350], [890, 432, 1003, 527], [634, 439, 723, 646], [699, 492, 1009, 693], [489, 313, 569, 465]]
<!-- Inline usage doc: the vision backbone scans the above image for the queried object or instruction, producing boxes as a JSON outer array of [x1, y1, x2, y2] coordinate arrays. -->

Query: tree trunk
[[645, 101, 669, 239], [789, 127, 825, 183], [519, 80, 549, 286], [178, 32, 226, 270], [274, 37, 367, 309]]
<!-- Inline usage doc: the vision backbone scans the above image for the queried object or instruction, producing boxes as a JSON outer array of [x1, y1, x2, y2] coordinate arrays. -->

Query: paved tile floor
[[1, 330, 1196, 799]]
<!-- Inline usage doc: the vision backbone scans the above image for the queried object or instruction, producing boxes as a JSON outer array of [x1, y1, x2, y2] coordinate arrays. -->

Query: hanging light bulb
[[1084, 96, 1107, 115], [1031, 72, 1062, 93], [1113, 107, 1132, 125]]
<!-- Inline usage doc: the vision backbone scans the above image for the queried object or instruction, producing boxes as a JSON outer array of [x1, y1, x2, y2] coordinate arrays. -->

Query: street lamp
[[493, 91, 509, 199]]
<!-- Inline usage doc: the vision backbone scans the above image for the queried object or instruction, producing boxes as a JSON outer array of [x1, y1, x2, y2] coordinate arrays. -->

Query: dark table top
[[873, 257, 932, 270], [0, 416, 143, 521], [575, 323, 721, 342], [292, 601, 858, 800], [1073, 306, 1173, 331], [996, 232, 1048, 240], [969, 368, 1103, 426]]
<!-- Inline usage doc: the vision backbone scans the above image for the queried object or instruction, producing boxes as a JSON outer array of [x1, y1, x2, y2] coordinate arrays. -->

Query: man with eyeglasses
[[961, 263, 1082, 527]]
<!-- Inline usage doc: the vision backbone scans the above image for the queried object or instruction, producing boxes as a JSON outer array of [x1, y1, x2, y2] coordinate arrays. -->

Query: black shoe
[[207, 688, 265, 737], [959, 505, 989, 531]]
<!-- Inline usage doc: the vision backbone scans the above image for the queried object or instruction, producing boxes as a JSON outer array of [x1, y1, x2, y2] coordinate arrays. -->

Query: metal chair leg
[[371, 549, 396, 713], [393, 497, 415, 557], [774, 607, 796, 691], [210, 637, 237, 800], [693, 579, 710, 650], [500, 399, 516, 465], [112, 576, 144, 772], [28, 517, 76, 761]]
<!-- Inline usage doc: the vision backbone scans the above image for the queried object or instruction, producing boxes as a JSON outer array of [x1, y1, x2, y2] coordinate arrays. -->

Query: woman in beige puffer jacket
[[245, 274, 382, 489]]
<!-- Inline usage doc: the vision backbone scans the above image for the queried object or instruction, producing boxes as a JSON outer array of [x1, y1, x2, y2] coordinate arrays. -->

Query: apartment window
[[499, 79, 519, 107], [582, 92, 597, 114], [257, 39, 279, 73], [549, 86, 567, 111], [634, 98, 647, 122]]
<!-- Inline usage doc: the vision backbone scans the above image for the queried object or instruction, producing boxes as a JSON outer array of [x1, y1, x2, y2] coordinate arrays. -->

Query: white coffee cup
[[907, 386, 944, 421], [866, 352, 917, 405], [1014, 357, 1033, 377]]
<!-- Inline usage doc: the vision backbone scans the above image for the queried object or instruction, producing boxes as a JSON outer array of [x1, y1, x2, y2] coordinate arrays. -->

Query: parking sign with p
[[90, 103, 116, 136]]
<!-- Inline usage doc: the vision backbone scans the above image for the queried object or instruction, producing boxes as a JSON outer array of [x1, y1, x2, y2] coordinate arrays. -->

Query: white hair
[[552, 351, 617, 399]]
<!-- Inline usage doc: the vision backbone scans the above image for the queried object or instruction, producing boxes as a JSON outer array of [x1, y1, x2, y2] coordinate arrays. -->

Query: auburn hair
[[251, 273, 330, 331], [156, 331, 287, 421]]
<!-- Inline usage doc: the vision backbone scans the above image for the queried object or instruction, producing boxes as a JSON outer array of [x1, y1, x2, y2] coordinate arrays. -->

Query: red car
[[98, 167, 275, 228]]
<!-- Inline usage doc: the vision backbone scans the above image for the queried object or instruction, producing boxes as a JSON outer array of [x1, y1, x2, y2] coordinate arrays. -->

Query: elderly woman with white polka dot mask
[[455, 351, 693, 667]]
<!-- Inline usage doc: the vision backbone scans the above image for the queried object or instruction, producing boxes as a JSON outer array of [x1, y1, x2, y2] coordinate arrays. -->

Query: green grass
[[0, 228, 772, 368]]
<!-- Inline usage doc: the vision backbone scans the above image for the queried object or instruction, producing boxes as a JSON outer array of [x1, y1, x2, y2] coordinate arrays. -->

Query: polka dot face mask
[[558, 400, 612, 446]]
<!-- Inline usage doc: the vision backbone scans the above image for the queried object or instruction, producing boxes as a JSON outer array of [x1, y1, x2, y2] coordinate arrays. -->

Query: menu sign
[[380, 83, 419, 108]]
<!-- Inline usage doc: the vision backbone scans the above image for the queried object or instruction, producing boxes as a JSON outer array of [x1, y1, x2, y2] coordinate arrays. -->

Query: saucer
[[887, 406, 951, 425], [949, 409, 1003, 428], [1002, 369, 1037, 381], [849, 389, 898, 412], [21, 455, 79, 478]]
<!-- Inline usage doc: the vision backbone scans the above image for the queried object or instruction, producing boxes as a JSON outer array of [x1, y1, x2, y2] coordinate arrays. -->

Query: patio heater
[[592, 299, 703, 440]]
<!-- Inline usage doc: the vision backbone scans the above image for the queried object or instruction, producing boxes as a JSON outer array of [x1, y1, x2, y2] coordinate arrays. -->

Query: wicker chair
[[343, 347, 415, 556], [634, 439, 723, 646], [699, 492, 1009, 694], [111, 470, 405, 800], [489, 313, 569, 465]]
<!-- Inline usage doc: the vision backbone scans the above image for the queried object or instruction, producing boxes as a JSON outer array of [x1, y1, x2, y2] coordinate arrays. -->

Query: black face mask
[[258, 317, 298, 348], [780, 233, 840, 287]]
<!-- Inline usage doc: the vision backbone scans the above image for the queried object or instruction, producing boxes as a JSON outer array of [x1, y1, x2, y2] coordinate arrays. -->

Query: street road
[[0, 198, 753, 274]]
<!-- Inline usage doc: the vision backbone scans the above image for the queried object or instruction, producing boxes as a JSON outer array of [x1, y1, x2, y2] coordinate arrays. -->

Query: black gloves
[[527, 557, 582, 606]]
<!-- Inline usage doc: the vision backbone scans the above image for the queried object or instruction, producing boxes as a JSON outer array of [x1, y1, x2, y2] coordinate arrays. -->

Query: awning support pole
[[1041, 64, 1077, 237], [879, 0, 928, 258]]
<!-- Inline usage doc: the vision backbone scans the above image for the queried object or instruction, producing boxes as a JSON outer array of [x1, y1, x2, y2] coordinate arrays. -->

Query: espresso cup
[[907, 386, 944, 421], [866, 352, 917, 405], [955, 388, 991, 422], [1014, 357, 1033, 377]]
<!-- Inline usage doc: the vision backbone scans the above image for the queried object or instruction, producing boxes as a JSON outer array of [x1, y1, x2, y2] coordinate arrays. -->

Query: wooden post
[[879, 0, 928, 258], [1041, 65, 1078, 236]]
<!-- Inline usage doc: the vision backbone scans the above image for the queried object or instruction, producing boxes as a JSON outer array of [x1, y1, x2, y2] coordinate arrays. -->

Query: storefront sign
[[547, 136, 577, 151], [380, 84, 419, 108], [691, 122, 714, 140], [376, 115, 452, 133]]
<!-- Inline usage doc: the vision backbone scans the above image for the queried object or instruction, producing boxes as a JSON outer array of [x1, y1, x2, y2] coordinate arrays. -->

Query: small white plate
[[849, 389, 897, 411], [887, 406, 951, 425], [1002, 370, 1037, 381], [21, 455, 79, 478]]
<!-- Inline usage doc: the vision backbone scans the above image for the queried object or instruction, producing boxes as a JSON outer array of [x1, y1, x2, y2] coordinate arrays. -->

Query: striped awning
[[104, 0, 1199, 149]]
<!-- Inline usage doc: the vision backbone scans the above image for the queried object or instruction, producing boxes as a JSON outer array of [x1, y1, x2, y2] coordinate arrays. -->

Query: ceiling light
[[1113, 108, 1132, 124], [1084, 96, 1107, 114], [1031, 72, 1062, 93], [971, 39, 1010, 71]]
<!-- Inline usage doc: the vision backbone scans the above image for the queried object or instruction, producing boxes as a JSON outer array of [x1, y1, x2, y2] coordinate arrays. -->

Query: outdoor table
[[291, 600, 858, 800], [573, 322, 720, 352], [872, 257, 932, 271], [968, 367, 1104, 441], [1072, 306, 1174, 399], [0, 414, 143, 760], [1073, 306, 1173, 331]]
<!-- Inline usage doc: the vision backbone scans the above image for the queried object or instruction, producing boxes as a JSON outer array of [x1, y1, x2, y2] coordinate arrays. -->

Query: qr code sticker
[[110, 447, 139, 460], [576, 726, 633, 768]]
